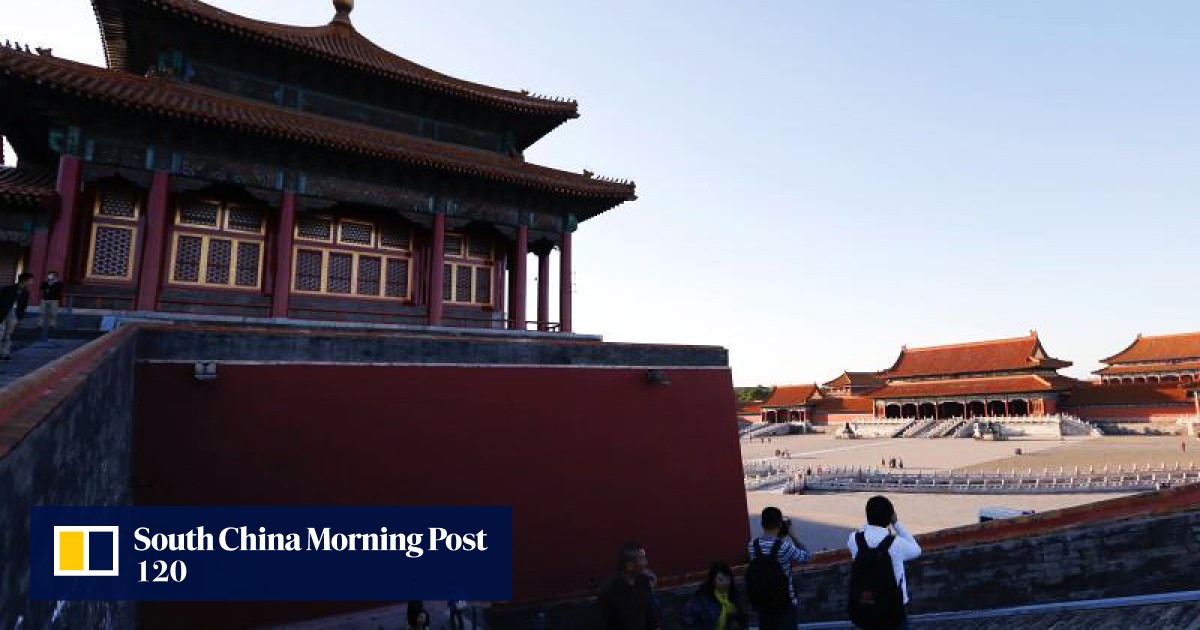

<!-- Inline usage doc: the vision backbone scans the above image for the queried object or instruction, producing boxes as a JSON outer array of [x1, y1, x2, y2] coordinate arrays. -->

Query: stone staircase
[[0, 315, 106, 390]]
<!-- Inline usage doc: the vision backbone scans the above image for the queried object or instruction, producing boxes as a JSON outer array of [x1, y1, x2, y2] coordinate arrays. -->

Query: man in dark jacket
[[39, 270, 63, 329], [599, 541, 661, 630], [1, 272, 33, 360]]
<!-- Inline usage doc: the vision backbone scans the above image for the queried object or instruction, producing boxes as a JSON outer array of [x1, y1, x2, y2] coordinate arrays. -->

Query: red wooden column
[[512, 225, 528, 331], [134, 170, 171, 311], [429, 212, 446, 326], [43, 155, 82, 291], [270, 191, 296, 318], [26, 225, 50, 306], [559, 230, 572, 334], [536, 248, 550, 331]]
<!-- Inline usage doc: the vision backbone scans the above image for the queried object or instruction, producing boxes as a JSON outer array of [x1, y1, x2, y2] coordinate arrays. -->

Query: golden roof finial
[[331, 0, 354, 25]]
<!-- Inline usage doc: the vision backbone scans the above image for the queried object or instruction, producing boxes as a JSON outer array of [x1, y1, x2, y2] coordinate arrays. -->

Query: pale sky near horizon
[[3, 0, 1197, 385]]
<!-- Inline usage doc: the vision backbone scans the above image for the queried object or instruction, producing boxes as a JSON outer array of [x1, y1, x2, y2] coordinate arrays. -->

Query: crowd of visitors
[[598, 495, 920, 630]]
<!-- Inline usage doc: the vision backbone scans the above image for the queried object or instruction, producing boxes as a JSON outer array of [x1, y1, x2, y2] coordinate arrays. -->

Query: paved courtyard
[[742, 433, 1199, 552]]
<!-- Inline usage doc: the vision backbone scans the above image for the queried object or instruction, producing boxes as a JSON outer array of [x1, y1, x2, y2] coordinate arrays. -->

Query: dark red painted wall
[[134, 364, 749, 628]]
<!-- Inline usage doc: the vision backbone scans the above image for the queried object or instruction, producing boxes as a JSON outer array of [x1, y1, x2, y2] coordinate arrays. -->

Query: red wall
[[134, 364, 749, 628], [1066, 404, 1192, 421]]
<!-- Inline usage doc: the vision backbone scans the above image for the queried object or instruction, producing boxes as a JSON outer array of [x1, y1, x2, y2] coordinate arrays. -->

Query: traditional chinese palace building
[[759, 331, 1200, 430], [0, 0, 635, 331], [1095, 332, 1200, 384]]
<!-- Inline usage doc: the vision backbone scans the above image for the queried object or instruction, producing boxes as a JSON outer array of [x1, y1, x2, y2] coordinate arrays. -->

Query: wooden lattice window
[[87, 225, 136, 280], [443, 262, 493, 305], [296, 217, 334, 242], [169, 233, 262, 288], [178, 200, 220, 228], [474, 267, 492, 304], [385, 259, 410, 298], [294, 249, 324, 292], [225, 205, 265, 234], [357, 256, 382, 296], [95, 188, 140, 220], [292, 248, 410, 299], [326, 252, 353, 294], [379, 224, 411, 251], [444, 234, 465, 257], [467, 235, 492, 260], [338, 221, 374, 247]]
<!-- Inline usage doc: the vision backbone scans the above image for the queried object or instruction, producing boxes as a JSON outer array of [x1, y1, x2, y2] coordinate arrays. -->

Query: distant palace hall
[[0, 0, 635, 331], [749, 331, 1200, 433]]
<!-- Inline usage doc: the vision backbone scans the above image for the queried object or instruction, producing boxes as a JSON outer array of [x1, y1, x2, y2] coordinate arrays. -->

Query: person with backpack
[[846, 495, 921, 629], [746, 506, 810, 630]]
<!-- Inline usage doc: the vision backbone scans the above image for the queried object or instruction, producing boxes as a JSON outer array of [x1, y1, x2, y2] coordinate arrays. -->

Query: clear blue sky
[[5, 1, 1198, 384]]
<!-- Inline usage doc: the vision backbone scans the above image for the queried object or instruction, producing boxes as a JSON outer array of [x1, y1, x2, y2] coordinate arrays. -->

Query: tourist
[[0, 272, 33, 361], [681, 561, 747, 630], [39, 271, 62, 330], [847, 496, 921, 629], [746, 507, 810, 630], [598, 541, 661, 630], [898, 459, 904, 470], [405, 601, 430, 630]]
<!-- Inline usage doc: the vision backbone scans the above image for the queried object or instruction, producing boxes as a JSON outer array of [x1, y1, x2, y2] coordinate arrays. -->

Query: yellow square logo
[[53, 526, 119, 577]]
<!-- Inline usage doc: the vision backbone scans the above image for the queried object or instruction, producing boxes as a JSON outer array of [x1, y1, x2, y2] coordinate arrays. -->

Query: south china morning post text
[[31, 506, 513, 601], [132, 525, 488, 579]]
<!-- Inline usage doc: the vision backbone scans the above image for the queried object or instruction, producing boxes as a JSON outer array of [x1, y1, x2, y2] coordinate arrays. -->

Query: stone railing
[[796, 463, 1200, 494]]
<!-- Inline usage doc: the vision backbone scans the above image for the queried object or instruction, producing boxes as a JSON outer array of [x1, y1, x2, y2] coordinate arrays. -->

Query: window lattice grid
[[474, 267, 492, 304], [339, 221, 374, 246], [385, 258, 410, 298], [179, 200, 221, 227], [379, 225, 411, 251], [442, 263, 453, 301], [98, 189, 139, 219], [444, 234, 465, 257], [357, 256, 382, 296], [205, 238, 233, 285], [455, 266, 473, 303], [235, 242, 262, 287], [326, 252, 353, 294], [226, 206, 265, 234], [89, 226, 135, 278], [296, 217, 334, 242], [172, 235, 203, 283], [467, 236, 492, 260], [294, 249, 324, 292]]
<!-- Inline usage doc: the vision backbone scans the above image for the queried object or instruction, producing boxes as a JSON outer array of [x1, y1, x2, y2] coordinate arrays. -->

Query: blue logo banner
[[31, 506, 512, 601]]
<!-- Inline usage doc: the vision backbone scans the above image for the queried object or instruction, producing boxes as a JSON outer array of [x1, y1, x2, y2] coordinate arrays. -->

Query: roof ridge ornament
[[331, 0, 354, 26]]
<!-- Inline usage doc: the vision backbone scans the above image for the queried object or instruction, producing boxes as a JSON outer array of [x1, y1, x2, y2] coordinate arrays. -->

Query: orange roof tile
[[1096, 361, 1200, 376], [92, 0, 578, 119], [0, 166, 55, 207], [763, 384, 821, 408], [0, 48, 635, 210], [1100, 332, 1200, 364], [882, 332, 1071, 379], [814, 395, 875, 413], [870, 375, 1076, 399], [1065, 382, 1192, 406], [821, 371, 884, 389]]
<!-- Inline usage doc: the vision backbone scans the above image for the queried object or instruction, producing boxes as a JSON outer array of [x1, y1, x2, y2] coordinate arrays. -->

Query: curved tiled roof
[[1066, 382, 1192, 406], [92, 0, 579, 119], [1096, 361, 1200, 376], [0, 48, 635, 206], [821, 371, 884, 389], [0, 166, 56, 207], [883, 332, 1072, 379], [1100, 332, 1200, 365], [870, 375, 1077, 400], [762, 384, 821, 408]]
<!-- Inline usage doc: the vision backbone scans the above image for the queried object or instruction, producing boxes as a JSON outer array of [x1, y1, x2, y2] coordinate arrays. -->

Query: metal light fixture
[[193, 361, 218, 382], [646, 369, 670, 386]]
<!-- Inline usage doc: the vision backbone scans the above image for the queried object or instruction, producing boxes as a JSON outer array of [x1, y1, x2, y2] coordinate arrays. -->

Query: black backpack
[[847, 532, 904, 630], [746, 538, 791, 613]]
